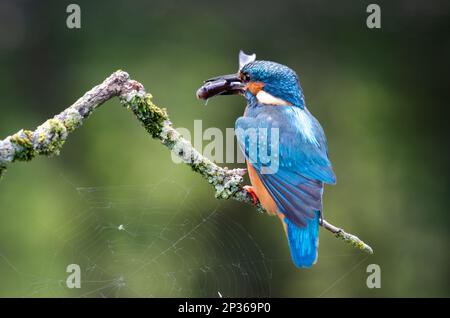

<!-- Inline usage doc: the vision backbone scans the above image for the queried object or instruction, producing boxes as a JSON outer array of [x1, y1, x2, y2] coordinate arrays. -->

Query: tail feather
[[284, 211, 320, 268]]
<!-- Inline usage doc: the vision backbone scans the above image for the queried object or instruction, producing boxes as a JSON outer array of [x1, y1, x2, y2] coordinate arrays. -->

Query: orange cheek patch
[[245, 81, 265, 95]]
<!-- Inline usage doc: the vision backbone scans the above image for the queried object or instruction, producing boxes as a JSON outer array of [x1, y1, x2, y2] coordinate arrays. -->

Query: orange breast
[[246, 161, 278, 216]]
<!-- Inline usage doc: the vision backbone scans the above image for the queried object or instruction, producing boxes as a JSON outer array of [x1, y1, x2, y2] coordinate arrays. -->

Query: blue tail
[[284, 211, 320, 268]]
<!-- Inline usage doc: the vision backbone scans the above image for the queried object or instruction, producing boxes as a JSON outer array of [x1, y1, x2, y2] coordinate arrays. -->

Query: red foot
[[244, 186, 259, 205]]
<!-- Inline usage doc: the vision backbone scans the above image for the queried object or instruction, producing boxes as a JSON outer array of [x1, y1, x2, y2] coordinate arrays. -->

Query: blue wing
[[236, 105, 335, 228]]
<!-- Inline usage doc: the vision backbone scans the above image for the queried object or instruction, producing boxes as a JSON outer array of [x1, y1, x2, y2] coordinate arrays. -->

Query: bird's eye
[[240, 72, 250, 82]]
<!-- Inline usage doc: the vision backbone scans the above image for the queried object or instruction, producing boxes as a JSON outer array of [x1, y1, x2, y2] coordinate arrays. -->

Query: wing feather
[[236, 105, 334, 227]]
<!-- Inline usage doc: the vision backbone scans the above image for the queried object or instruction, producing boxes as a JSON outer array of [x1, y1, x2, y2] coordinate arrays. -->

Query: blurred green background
[[0, 0, 449, 297]]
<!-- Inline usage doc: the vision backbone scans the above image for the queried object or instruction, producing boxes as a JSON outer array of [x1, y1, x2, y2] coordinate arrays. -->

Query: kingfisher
[[196, 51, 336, 268]]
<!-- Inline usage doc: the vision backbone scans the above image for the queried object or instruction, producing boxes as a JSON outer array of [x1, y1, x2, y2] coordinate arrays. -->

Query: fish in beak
[[196, 50, 256, 100], [196, 73, 244, 100]]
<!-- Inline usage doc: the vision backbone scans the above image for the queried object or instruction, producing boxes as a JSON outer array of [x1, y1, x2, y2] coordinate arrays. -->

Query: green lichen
[[10, 130, 36, 161], [38, 132, 46, 144], [38, 119, 67, 156], [335, 230, 373, 254], [124, 94, 168, 138], [191, 160, 208, 175], [63, 108, 83, 132]]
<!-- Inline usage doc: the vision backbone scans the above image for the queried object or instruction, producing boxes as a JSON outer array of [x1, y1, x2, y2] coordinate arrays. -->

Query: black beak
[[196, 73, 243, 100]]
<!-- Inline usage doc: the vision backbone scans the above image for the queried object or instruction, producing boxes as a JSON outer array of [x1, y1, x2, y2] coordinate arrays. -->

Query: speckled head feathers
[[241, 60, 305, 108]]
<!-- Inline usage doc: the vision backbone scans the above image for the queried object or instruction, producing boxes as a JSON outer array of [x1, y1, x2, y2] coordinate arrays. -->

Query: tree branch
[[0, 70, 373, 255]]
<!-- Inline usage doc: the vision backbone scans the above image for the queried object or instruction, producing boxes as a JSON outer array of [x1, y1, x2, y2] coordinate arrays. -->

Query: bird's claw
[[243, 186, 258, 205]]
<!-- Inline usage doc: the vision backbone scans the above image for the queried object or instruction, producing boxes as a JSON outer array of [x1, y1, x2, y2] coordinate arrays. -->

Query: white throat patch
[[256, 90, 291, 106]]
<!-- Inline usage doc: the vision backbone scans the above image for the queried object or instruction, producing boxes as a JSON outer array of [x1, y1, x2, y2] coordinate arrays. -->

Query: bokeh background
[[0, 0, 449, 297]]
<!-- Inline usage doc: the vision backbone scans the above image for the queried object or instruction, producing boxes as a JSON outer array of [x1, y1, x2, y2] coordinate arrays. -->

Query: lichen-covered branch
[[321, 220, 373, 254], [0, 71, 130, 177], [0, 70, 373, 254]]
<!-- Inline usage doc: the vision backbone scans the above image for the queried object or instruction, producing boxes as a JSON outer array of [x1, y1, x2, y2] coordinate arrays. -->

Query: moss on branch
[[0, 70, 374, 255]]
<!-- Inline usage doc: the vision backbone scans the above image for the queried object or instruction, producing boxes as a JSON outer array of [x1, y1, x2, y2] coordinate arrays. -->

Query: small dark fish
[[196, 74, 244, 100], [196, 79, 228, 100]]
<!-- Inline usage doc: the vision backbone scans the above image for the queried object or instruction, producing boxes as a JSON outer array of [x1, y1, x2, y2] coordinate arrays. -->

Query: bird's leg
[[243, 185, 259, 205], [319, 210, 324, 226]]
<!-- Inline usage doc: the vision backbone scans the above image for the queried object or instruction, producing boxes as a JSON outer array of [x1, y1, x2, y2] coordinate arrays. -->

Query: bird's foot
[[243, 185, 259, 205]]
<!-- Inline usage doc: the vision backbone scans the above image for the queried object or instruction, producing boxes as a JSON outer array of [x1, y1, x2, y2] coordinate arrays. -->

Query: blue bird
[[197, 51, 336, 268]]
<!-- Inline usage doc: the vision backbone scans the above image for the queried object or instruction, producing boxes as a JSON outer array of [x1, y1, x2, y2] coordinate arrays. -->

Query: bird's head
[[197, 51, 305, 108]]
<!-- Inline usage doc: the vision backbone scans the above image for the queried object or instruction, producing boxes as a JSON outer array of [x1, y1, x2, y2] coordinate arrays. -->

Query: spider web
[[22, 178, 272, 298]]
